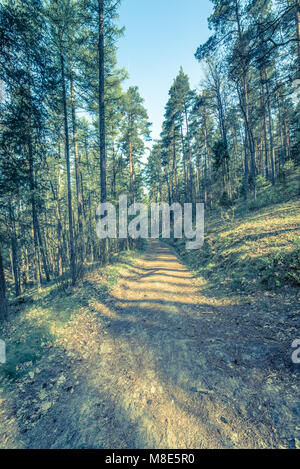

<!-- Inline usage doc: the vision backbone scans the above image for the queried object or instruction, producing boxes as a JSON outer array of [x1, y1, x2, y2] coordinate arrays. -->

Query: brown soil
[[0, 240, 299, 448]]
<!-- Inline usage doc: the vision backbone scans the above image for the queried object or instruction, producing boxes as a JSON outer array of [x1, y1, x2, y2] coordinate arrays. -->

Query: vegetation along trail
[[0, 0, 300, 450], [1, 239, 298, 449]]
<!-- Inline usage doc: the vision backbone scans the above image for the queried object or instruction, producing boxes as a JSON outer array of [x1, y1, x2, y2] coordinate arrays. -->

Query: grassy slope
[[171, 198, 300, 303], [0, 249, 141, 386], [0, 199, 299, 448]]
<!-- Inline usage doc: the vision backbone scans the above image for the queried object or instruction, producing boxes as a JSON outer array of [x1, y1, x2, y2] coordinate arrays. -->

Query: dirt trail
[[1, 240, 298, 449]]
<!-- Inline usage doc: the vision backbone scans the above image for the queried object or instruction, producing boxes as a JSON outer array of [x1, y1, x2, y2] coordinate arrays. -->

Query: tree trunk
[[284, 119, 290, 161], [56, 141, 64, 276], [0, 247, 7, 321], [36, 217, 50, 282], [28, 137, 42, 290], [235, 0, 255, 198], [296, 0, 300, 79], [98, 0, 106, 204], [129, 114, 135, 203], [259, 69, 269, 181], [8, 201, 21, 297], [172, 125, 178, 202], [244, 77, 256, 199], [203, 111, 208, 205], [265, 70, 276, 186], [69, 55, 84, 262], [112, 143, 117, 200], [98, 0, 108, 263], [21, 247, 29, 291], [244, 127, 249, 201], [185, 107, 193, 204], [26, 56, 50, 286], [61, 51, 76, 285], [180, 121, 187, 198]]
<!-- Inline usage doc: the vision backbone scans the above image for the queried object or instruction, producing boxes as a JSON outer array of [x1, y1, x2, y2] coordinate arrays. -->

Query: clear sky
[[116, 0, 213, 143]]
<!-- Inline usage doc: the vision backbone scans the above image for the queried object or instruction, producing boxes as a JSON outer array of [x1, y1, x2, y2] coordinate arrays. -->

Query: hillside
[[171, 198, 300, 301], [0, 201, 299, 449]]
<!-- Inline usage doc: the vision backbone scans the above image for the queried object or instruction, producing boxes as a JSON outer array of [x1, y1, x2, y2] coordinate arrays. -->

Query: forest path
[[5, 240, 297, 449]]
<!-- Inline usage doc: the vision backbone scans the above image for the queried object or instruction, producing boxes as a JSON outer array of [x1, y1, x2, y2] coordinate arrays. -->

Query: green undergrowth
[[0, 249, 142, 385], [170, 198, 300, 300]]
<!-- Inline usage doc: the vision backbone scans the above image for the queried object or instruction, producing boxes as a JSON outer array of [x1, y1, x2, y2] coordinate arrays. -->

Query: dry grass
[[173, 198, 300, 301]]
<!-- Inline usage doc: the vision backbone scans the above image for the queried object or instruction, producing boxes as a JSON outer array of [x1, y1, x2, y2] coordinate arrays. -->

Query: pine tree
[[121, 87, 150, 203]]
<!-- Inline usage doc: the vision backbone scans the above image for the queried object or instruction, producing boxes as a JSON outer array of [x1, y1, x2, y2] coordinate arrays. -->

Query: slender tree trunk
[[56, 141, 63, 276], [180, 121, 187, 198], [36, 218, 50, 282], [203, 112, 208, 205], [260, 70, 269, 181], [259, 130, 263, 175], [84, 136, 94, 262], [284, 120, 290, 160], [61, 51, 76, 285], [50, 161, 63, 276], [69, 55, 84, 262], [295, 0, 300, 196], [235, 0, 255, 199], [233, 125, 239, 183], [244, 78, 256, 199], [172, 125, 178, 202], [185, 107, 193, 204], [98, 0, 109, 262], [26, 55, 50, 285], [244, 127, 249, 201], [265, 70, 276, 186], [166, 170, 172, 206], [129, 114, 135, 203], [296, 0, 300, 79], [98, 0, 106, 203], [28, 137, 41, 290], [11, 233, 21, 296], [112, 143, 117, 200], [276, 90, 285, 169], [21, 247, 29, 291], [196, 148, 201, 202], [0, 247, 7, 321], [8, 202, 21, 297]]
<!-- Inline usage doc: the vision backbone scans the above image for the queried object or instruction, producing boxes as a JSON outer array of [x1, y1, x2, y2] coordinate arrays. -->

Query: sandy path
[[3, 240, 298, 449]]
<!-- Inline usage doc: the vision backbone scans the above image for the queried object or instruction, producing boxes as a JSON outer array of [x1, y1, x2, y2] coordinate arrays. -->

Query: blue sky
[[117, 0, 213, 142]]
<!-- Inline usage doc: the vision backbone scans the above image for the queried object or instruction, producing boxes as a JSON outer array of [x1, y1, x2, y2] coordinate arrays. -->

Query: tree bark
[[26, 56, 50, 286], [8, 201, 21, 297], [61, 51, 76, 285], [235, 0, 256, 199], [0, 247, 7, 321], [259, 69, 269, 180], [203, 111, 208, 205], [69, 55, 84, 262], [244, 127, 249, 201], [28, 137, 42, 290], [180, 121, 187, 199], [184, 107, 194, 204], [129, 114, 135, 203], [265, 70, 276, 186], [172, 125, 178, 202], [296, 0, 300, 78], [98, 0, 106, 204]]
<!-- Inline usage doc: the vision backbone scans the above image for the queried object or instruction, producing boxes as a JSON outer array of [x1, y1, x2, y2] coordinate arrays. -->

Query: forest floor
[[0, 232, 299, 448]]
